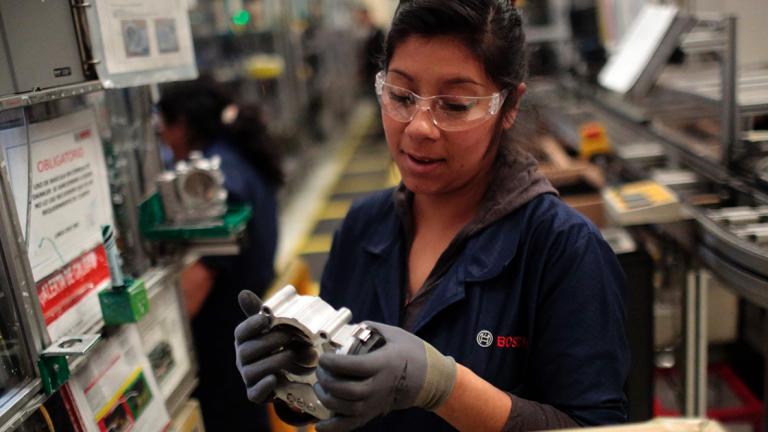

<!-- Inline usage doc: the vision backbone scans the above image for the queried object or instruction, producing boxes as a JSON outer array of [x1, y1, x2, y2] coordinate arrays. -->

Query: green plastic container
[[138, 193, 252, 241], [98, 278, 149, 325]]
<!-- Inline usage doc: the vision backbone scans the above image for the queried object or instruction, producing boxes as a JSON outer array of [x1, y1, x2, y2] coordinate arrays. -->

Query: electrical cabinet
[[0, 34, 13, 96], [0, 0, 85, 93]]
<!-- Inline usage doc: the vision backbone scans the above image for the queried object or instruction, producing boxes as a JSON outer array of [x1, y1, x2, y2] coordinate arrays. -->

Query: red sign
[[36, 245, 110, 325]]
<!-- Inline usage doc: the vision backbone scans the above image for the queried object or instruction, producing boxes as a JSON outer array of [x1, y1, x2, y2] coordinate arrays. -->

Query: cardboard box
[[170, 399, 205, 432], [556, 418, 728, 432]]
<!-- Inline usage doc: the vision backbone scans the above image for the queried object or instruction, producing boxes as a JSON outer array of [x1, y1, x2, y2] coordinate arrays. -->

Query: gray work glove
[[234, 290, 315, 403], [312, 321, 457, 432]]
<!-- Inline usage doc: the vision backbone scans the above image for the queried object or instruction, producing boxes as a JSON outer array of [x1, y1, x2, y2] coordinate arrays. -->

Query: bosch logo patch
[[476, 330, 494, 347], [476, 330, 529, 349], [496, 336, 529, 349]]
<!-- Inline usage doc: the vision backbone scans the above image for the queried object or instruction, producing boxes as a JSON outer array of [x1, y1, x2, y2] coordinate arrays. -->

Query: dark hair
[[384, 0, 527, 111], [384, 0, 534, 155], [158, 77, 284, 185]]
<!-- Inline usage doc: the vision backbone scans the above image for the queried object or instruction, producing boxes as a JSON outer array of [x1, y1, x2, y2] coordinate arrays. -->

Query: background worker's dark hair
[[383, 0, 527, 112], [158, 77, 284, 185]]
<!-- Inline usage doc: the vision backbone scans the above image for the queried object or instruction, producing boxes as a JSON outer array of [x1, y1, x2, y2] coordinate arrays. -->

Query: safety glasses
[[374, 71, 509, 131]]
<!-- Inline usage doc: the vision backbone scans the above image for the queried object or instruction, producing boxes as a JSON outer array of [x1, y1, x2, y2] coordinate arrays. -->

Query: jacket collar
[[361, 205, 402, 325], [361, 190, 400, 256], [359, 200, 529, 330], [359, 143, 557, 330]]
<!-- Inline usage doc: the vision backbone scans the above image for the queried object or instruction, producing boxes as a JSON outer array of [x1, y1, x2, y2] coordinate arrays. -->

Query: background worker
[[158, 78, 283, 431]]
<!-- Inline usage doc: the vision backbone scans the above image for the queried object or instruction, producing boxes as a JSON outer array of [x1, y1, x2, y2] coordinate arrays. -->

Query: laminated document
[[67, 325, 171, 432], [0, 109, 115, 340], [137, 282, 192, 399], [84, 0, 198, 87]]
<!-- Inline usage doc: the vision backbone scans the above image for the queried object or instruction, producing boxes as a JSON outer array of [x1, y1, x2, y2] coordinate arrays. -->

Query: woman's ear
[[503, 83, 527, 129]]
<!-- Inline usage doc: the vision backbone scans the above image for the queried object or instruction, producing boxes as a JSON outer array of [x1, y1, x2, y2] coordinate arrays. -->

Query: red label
[[76, 129, 92, 141], [36, 147, 85, 173], [496, 336, 529, 349], [36, 245, 110, 325]]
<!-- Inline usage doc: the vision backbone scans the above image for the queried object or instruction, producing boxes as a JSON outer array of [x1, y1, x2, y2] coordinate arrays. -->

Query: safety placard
[[67, 325, 171, 432], [0, 109, 115, 340], [85, 0, 197, 87], [137, 281, 192, 399]]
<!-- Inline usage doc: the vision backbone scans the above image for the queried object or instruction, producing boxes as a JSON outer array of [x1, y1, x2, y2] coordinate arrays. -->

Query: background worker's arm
[[180, 260, 215, 318]]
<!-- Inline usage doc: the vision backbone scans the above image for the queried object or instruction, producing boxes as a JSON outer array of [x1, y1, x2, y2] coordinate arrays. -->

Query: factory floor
[[274, 101, 396, 293]]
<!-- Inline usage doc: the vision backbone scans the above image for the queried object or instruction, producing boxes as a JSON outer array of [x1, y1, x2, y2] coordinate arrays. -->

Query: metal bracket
[[41, 334, 100, 357], [37, 334, 100, 394]]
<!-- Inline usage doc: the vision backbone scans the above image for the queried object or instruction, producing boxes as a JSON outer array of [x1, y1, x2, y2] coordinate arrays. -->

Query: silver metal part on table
[[707, 206, 768, 226]]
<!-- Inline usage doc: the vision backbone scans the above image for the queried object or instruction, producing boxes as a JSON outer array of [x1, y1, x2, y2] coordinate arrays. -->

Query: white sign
[[88, 0, 198, 86], [598, 4, 679, 94], [0, 109, 115, 340]]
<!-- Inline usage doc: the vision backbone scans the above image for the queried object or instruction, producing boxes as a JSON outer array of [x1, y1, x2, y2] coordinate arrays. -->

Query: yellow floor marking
[[332, 175, 389, 194], [387, 163, 401, 186], [281, 106, 375, 268], [319, 200, 351, 220], [299, 234, 333, 254], [344, 156, 391, 174]]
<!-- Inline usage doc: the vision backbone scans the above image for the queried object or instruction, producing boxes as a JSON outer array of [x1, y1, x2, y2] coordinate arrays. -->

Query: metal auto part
[[706, 206, 768, 226], [261, 285, 385, 423], [156, 151, 228, 224], [732, 224, 768, 246]]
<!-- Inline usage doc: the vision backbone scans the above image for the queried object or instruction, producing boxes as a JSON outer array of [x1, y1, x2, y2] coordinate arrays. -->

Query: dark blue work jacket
[[320, 190, 629, 431]]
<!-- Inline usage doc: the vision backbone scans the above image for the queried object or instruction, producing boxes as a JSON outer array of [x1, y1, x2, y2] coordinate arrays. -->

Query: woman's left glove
[[312, 321, 457, 432]]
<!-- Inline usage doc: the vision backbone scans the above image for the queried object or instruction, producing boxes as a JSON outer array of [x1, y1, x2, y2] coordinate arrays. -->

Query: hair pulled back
[[384, 0, 527, 110], [158, 77, 284, 185]]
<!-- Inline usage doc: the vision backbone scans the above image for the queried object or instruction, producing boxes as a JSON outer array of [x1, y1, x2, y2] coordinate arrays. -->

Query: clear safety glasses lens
[[374, 72, 508, 131]]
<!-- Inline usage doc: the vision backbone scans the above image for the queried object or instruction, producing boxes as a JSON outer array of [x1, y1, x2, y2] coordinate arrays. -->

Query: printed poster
[[68, 325, 171, 432], [92, 0, 196, 75], [0, 109, 115, 340], [137, 283, 192, 399]]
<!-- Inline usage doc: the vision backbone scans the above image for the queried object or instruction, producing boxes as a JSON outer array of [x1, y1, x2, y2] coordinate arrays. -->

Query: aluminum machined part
[[156, 151, 228, 224], [732, 224, 768, 246], [706, 206, 768, 226], [262, 285, 379, 420]]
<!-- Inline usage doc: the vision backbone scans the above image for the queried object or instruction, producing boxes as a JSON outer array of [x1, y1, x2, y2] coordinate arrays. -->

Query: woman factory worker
[[158, 79, 282, 431], [235, 1, 629, 431]]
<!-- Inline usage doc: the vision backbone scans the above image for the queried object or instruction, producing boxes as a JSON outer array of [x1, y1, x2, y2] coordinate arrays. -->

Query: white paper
[[0, 110, 114, 280], [68, 325, 171, 432], [0, 110, 115, 340], [93, 0, 196, 76], [137, 283, 192, 399], [599, 4, 679, 94]]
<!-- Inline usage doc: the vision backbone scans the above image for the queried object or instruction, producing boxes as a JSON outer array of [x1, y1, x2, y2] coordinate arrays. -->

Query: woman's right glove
[[234, 290, 314, 403]]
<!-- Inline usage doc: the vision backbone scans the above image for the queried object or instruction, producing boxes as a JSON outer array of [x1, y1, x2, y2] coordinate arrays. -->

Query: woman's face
[[383, 35, 506, 196]]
